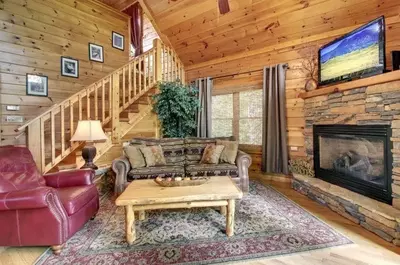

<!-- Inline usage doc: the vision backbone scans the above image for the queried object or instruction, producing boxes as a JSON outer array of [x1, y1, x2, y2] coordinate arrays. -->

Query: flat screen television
[[318, 16, 386, 86]]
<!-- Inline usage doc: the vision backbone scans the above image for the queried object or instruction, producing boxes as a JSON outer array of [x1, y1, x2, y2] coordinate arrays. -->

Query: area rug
[[35, 181, 352, 265]]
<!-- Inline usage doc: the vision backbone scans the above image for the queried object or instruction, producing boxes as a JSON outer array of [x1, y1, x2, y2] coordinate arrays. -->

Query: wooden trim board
[[298, 71, 400, 99]]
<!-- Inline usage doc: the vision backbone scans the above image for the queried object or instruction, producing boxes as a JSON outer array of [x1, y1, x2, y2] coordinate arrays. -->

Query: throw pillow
[[124, 145, 146, 169], [200, 144, 225, 164], [140, 145, 167, 167], [217, 140, 239, 164]]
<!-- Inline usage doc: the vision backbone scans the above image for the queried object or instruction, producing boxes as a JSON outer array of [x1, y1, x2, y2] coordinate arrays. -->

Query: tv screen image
[[319, 17, 385, 86]]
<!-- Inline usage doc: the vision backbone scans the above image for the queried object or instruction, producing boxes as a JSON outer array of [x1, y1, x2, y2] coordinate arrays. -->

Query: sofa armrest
[[236, 150, 252, 193], [0, 187, 58, 211], [44, 169, 94, 188], [112, 156, 131, 194]]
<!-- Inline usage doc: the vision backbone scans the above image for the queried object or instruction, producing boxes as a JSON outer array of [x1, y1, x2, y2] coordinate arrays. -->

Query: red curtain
[[124, 3, 143, 57]]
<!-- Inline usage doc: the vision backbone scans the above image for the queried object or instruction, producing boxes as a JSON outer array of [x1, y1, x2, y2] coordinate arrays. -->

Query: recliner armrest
[[112, 156, 131, 194], [236, 150, 252, 193], [0, 187, 57, 211], [44, 169, 94, 188]]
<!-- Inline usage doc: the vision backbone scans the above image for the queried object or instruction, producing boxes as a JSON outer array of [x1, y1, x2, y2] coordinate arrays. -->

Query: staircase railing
[[16, 39, 185, 173]]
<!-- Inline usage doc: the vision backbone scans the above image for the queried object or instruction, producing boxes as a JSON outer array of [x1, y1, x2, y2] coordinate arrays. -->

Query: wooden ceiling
[[100, 0, 400, 69], [139, 0, 400, 68], [98, 0, 137, 11]]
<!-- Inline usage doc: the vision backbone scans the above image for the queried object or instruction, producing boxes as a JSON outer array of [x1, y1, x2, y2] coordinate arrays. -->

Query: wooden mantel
[[298, 71, 400, 99]]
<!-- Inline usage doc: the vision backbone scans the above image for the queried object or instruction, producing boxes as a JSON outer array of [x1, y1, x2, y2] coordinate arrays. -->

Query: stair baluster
[[16, 38, 184, 173]]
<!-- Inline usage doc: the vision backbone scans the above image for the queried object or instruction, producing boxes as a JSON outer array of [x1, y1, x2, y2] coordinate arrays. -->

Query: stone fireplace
[[313, 124, 392, 204], [291, 78, 400, 245], [302, 82, 400, 208]]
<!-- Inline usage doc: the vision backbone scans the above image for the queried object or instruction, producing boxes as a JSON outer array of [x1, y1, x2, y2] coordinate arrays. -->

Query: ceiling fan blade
[[218, 0, 230, 14]]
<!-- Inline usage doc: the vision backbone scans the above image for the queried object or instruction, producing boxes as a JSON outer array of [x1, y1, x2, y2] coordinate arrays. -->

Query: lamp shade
[[70, 120, 108, 142]]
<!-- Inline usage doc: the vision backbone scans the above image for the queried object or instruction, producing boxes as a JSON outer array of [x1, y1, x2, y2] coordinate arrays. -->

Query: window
[[130, 44, 135, 58], [211, 94, 233, 137], [211, 90, 262, 145], [239, 90, 263, 145]]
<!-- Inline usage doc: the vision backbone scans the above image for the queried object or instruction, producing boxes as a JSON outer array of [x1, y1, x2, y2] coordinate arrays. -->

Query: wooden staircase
[[16, 39, 185, 173], [52, 89, 156, 172]]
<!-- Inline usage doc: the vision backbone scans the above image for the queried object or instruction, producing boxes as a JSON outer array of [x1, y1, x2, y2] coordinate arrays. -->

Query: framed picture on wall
[[89, 43, 104, 63], [61, 57, 79, 78], [112, 31, 124, 50], [26, 74, 48, 97]]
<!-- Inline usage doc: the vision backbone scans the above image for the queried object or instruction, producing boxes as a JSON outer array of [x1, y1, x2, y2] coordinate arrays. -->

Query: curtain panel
[[195, 77, 213, 137], [124, 3, 143, 57], [262, 64, 289, 174]]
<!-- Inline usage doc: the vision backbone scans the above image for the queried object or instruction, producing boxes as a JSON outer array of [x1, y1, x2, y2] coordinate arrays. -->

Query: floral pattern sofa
[[112, 137, 252, 194]]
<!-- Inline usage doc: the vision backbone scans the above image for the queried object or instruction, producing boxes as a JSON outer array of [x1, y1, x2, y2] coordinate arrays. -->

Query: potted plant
[[152, 81, 200, 138]]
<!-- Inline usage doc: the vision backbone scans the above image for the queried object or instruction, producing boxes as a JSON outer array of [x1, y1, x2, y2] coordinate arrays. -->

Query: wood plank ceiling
[[98, 0, 137, 11], [139, 0, 400, 68]]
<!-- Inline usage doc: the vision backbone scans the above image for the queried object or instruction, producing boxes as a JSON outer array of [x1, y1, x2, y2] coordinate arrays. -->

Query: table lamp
[[70, 120, 108, 169]]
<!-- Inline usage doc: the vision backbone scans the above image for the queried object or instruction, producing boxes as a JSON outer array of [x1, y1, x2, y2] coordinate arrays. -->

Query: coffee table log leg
[[220, 206, 227, 216], [125, 205, 136, 245], [138, 210, 145, 220], [226, 199, 235, 237]]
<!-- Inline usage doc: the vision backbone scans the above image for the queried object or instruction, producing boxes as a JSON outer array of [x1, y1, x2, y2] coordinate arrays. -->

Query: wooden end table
[[115, 176, 243, 244]]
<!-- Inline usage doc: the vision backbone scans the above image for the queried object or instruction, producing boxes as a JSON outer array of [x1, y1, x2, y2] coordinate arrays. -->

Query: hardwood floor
[[1, 176, 400, 265]]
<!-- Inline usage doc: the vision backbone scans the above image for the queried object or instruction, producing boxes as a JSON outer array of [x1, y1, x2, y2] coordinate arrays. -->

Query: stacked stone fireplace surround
[[292, 80, 400, 245]]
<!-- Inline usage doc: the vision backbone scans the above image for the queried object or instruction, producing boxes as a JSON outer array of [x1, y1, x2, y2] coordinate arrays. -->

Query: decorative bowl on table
[[154, 176, 210, 187]]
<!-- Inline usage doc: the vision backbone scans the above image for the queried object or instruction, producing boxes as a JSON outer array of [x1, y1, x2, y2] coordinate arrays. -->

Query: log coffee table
[[115, 176, 243, 245]]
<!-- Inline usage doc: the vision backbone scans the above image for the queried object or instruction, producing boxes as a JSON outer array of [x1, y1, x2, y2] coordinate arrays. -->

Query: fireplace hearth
[[313, 125, 392, 204]]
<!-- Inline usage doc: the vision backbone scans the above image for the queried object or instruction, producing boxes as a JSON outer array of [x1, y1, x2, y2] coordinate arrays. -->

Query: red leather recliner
[[0, 146, 99, 254]]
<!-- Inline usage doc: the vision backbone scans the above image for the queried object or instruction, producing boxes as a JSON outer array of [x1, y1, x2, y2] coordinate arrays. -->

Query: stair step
[[122, 131, 155, 140], [122, 108, 140, 113], [58, 163, 78, 171], [120, 111, 139, 120]]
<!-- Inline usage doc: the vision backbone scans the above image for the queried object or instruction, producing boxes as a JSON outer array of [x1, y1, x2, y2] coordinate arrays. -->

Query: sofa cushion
[[185, 163, 238, 178], [217, 140, 239, 164], [140, 145, 167, 167], [184, 137, 234, 165], [57, 185, 98, 216], [200, 144, 225, 164], [159, 138, 185, 166], [128, 165, 185, 181], [124, 145, 146, 169], [130, 138, 185, 166]]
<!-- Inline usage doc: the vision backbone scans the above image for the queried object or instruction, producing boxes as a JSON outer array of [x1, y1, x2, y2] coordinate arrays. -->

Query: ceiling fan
[[218, 0, 230, 14]]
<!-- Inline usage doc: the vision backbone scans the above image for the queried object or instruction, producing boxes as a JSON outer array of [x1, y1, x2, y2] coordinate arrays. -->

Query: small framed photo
[[26, 74, 48, 97], [89, 43, 104, 63], [112, 31, 124, 50], [61, 57, 79, 78]]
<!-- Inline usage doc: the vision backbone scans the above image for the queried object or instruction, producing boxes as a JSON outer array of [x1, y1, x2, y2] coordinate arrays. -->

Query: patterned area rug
[[35, 181, 351, 265]]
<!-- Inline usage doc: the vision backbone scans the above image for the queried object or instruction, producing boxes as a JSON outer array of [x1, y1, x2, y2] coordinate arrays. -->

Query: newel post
[[27, 119, 43, 172], [111, 72, 120, 144], [153, 38, 162, 138], [153, 38, 162, 82]]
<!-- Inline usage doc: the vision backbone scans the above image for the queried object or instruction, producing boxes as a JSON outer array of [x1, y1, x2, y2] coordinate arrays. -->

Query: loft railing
[[16, 39, 185, 173]]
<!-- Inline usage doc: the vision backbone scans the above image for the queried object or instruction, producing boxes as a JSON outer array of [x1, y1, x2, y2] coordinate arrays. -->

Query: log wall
[[184, 5, 400, 172], [0, 0, 129, 146]]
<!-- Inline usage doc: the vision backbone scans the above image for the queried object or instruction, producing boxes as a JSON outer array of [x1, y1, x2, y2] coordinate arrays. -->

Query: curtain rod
[[210, 63, 289, 81]]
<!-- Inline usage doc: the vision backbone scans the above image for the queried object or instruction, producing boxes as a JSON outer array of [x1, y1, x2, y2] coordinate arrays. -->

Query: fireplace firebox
[[313, 125, 392, 204]]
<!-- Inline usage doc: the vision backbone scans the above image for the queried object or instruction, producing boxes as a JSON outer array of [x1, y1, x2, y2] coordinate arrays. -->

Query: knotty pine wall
[[0, 0, 129, 146], [186, 13, 400, 172]]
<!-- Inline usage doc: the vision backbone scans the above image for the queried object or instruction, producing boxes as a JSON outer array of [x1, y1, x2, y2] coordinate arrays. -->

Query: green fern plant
[[152, 81, 199, 138]]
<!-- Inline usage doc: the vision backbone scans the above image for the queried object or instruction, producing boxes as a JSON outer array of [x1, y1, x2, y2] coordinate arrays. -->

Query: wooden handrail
[[16, 48, 156, 132], [19, 38, 185, 173]]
